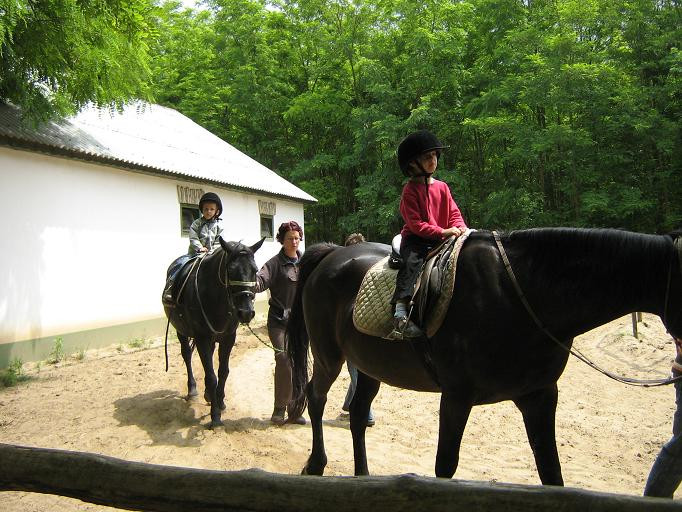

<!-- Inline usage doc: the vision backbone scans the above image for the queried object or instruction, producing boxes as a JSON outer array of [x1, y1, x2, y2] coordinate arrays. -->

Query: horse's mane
[[503, 227, 673, 301]]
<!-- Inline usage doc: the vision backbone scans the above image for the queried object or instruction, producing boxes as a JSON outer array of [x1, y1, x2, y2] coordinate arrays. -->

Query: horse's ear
[[219, 236, 230, 252], [250, 237, 266, 253]]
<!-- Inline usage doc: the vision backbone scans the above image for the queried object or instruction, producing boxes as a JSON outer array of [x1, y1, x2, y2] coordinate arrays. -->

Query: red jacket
[[399, 178, 467, 241]]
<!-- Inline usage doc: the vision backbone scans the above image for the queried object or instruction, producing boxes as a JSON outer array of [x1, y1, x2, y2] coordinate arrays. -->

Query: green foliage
[[0, 0, 157, 122], [128, 337, 149, 349], [48, 337, 65, 364], [149, 0, 682, 237], [0, 357, 28, 387]]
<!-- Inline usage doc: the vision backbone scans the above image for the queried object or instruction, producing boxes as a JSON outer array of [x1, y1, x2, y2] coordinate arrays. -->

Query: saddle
[[162, 255, 201, 308], [352, 229, 473, 339]]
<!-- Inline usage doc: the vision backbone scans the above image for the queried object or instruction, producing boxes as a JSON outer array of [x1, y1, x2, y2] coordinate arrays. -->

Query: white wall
[[0, 147, 305, 344]]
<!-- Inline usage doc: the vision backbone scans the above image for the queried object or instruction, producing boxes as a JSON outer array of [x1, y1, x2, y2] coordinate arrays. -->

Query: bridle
[[492, 231, 682, 387], [195, 247, 256, 335]]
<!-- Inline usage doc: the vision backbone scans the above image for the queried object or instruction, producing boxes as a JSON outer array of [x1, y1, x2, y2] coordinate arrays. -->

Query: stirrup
[[389, 316, 425, 340]]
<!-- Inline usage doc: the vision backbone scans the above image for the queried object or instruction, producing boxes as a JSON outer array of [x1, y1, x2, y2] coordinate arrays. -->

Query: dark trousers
[[268, 326, 293, 410], [644, 377, 682, 497], [392, 235, 437, 304]]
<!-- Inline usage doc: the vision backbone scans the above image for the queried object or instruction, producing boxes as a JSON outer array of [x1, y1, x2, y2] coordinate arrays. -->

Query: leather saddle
[[389, 234, 459, 326], [162, 255, 201, 308]]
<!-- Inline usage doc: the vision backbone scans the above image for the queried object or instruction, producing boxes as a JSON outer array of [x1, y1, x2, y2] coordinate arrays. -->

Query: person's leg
[[645, 382, 682, 497], [163, 255, 190, 303], [268, 326, 291, 424], [391, 244, 427, 338], [342, 361, 358, 412], [644, 435, 682, 497]]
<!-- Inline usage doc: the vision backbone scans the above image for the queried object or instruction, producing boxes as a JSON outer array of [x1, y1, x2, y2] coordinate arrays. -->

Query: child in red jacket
[[391, 130, 467, 339]]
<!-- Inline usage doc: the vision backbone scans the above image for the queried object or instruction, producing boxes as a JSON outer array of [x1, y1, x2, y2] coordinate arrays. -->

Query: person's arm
[[400, 183, 443, 239], [447, 193, 467, 231], [188, 219, 204, 252], [255, 259, 273, 294], [210, 223, 224, 250]]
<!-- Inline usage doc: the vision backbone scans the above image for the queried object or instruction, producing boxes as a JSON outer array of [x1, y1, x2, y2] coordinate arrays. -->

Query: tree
[[0, 0, 157, 122]]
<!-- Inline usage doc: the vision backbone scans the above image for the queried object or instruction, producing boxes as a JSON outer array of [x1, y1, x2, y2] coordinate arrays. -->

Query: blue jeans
[[644, 380, 682, 498], [167, 254, 192, 280], [342, 361, 374, 422]]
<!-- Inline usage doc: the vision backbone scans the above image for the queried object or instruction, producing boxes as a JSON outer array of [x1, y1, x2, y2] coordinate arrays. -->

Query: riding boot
[[162, 277, 175, 307], [271, 406, 286, 425]]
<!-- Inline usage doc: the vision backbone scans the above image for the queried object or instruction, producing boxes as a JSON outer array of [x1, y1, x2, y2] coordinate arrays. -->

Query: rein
[[492, 231, 682, 388], [195, 250, 257, 335]]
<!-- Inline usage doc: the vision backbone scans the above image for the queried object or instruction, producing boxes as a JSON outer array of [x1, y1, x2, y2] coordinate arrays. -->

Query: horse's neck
[[197, 251, 224, 297], [510, 229, 671, 337]]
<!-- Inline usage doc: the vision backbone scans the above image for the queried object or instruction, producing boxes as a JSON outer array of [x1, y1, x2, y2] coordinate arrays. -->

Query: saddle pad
[[352, 229, 473, 339], [352, 256, 398, 338]]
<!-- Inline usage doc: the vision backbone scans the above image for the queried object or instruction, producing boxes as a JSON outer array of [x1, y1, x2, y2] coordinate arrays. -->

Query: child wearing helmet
[[162, 192, 224, 305], [188, 192, 224, 255], [392, 130, 467, 339]]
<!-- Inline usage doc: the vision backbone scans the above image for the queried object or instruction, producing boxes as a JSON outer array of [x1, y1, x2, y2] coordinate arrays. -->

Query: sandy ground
[[1, 313, 680, 510]]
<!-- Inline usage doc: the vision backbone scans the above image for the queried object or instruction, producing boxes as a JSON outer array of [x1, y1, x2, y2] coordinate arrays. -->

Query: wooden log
[[0, 443, 680, 512]]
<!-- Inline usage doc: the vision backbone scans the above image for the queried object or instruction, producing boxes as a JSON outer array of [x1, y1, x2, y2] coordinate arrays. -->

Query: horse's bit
[[492, 230, 682, 387]]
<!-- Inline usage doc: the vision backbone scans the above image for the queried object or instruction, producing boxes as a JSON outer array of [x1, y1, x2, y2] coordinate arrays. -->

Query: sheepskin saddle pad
[[352, 229, 473, 340]]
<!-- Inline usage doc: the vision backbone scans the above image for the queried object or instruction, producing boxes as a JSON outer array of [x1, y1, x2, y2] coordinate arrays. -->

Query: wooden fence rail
[[1, 443, 681, 512]]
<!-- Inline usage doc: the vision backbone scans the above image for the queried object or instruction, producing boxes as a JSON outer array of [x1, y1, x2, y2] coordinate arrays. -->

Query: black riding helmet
[[199, 192, 223, 218], [397, 130, 447, 177]]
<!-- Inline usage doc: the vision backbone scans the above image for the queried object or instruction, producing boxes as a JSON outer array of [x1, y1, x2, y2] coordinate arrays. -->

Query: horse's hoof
[[187, 387, 198, 398], [302, 462, 324, 476]]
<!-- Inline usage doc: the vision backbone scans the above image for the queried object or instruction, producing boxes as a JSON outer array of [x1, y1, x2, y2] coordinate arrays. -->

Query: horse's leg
[[435, 391, 472, 478], [195, 338, 222, 428], [349, 371, 380, 476], [303, 357, 343, 476], [513, 384, 564, 486], [215, 330, 236, 412], [178, 334, 197, 399]]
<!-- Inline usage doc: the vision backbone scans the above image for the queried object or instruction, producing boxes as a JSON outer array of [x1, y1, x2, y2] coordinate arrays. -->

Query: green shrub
[[1, 357, 28, 387], [48, 337, 65, 364]]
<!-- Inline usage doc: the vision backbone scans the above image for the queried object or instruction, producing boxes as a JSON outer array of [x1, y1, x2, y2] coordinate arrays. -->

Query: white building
[[0, 102, 316, 367]]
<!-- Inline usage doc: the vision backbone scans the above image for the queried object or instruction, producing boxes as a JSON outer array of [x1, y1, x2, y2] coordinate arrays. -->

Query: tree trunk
[[1, 443, 680, 512]]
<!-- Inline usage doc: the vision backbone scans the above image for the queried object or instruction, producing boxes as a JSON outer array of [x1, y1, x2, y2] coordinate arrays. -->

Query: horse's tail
[[287, 242, 340, 421]]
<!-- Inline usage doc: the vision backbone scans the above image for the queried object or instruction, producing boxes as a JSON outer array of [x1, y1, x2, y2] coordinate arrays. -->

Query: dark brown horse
[[286, 228, 682, 483], [163, 237, 263, 427]]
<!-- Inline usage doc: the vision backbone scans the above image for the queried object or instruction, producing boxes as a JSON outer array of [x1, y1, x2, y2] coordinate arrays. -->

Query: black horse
[[163, 237, 264, 427], [286, 228, 682, 483]]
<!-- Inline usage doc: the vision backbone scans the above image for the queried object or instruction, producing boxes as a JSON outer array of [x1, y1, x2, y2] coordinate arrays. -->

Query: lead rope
[[246, 324, 284, 353], [492, 231, 682, 387]]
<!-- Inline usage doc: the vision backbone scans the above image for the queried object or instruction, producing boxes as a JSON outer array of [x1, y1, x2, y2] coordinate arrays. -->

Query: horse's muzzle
[[237, 308, 255, 324]]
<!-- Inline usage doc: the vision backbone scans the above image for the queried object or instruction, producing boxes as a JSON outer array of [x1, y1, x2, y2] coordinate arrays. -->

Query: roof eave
[[0, 136, 318, 205]]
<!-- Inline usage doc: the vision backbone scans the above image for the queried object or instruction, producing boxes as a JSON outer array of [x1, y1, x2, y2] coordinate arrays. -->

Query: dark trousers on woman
[[391, 234, 437, 304], [268, 326, 293, 411]]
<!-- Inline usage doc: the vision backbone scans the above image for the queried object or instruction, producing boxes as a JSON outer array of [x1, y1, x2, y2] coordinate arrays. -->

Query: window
[[260, 215, 274, 240], [181, 204, 201, 237]]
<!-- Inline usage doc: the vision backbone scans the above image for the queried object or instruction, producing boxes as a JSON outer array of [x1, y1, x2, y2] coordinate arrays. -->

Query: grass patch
[[73, 347, 87, 361], [47, 337, 65, 364], [128, 337, 149, 349], [1, 357, 30, 387]]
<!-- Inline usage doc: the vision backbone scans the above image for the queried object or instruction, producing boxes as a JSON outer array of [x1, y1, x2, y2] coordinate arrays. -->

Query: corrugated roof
[[0, 101, 316, 204]]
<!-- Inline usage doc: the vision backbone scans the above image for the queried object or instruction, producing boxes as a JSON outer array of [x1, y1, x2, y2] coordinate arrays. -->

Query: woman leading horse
[[286, 228, 682, 483]]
